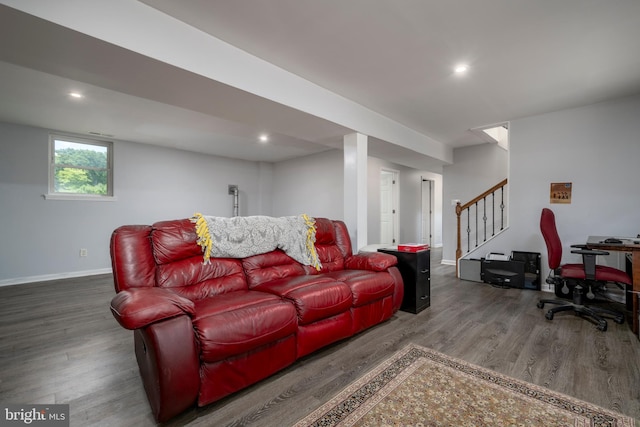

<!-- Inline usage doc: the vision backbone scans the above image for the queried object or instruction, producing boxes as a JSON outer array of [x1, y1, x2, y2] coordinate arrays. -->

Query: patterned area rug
[[294, 343, 635, 427]]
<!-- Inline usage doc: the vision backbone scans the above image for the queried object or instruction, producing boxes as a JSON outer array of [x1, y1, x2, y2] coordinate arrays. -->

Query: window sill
[[43, 193, 117, 202]]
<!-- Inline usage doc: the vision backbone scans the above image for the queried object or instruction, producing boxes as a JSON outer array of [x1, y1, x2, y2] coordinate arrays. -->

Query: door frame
[[421, 177, 434, 246], [380, 168, 399, 245]]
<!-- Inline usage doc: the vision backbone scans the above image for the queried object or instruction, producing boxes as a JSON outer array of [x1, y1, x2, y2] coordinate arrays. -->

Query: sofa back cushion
[[331, 220, 353, 258], [312, 218, 346, 272], [242, 250, 306, 288], [110, 217, 356, 297], [111, 225, 157, 292], [151, 219, 248, 300]]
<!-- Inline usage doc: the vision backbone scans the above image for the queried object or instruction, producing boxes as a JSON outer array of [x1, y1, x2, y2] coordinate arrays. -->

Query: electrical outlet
[[79, 248, 88, 257]]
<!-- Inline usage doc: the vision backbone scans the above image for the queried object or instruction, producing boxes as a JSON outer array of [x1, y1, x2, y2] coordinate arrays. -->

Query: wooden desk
[[586, 236, 640, 335]]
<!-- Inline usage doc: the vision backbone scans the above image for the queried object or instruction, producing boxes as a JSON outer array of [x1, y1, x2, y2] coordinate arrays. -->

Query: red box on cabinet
[[397, 243, 429, 252]]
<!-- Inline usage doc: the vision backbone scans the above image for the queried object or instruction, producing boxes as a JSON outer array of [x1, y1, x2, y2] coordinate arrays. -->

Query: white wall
[[442, 143, 509, 262], [367, 157, 443, 246], [271, 149, 444, 248], [0, 122, 271, 284], [450, 94, 640, 278], [1, 123, 443, 284], [271, 149, 345, 219]]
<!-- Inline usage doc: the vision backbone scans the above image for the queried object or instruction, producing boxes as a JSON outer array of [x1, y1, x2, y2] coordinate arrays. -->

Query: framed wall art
[[550, 182, 572, 204]]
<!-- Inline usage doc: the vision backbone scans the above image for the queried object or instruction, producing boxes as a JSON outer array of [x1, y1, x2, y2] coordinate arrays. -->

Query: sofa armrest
[[110, 287, 196, 330], [344, 252, 398, 271]]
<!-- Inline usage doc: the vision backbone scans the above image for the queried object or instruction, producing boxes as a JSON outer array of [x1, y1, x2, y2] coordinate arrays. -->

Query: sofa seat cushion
[[253, 276, 353, 325], [323, 270, 395, 307], [193, 290, 297, 363]]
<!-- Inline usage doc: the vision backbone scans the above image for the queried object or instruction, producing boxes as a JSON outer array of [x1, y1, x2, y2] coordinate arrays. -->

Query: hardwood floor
[[1, 249, 639, 426]]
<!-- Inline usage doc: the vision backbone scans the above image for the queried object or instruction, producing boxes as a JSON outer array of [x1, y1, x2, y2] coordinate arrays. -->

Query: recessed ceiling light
[[258, 134, 269, 143], [69, 92, 84, 99], [454, 64, 469, 74]]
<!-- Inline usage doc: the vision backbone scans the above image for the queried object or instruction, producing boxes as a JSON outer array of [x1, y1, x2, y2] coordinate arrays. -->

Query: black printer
[[481, 251, 540, 290]]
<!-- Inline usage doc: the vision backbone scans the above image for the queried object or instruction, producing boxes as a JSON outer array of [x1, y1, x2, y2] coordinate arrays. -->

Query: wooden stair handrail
[[455, 178, 508, 275], [456, 179, 508, 213]]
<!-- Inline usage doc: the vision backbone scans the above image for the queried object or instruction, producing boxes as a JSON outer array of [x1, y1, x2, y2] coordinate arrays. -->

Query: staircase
[[455, 179, 508, 275]]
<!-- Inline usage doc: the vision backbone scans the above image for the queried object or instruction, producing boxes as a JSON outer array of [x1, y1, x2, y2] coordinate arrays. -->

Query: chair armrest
[[570, 249, 609, 280], [345, 252, 397, 271], [570, 249, 609, 256], [110, 287, 196, 330]]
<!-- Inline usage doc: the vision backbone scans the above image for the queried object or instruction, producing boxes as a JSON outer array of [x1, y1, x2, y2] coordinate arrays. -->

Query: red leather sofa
[[109, 217, 404, 422]]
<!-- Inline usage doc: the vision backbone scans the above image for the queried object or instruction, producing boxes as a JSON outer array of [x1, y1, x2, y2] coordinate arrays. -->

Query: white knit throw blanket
[[192, 213, 321, 270]]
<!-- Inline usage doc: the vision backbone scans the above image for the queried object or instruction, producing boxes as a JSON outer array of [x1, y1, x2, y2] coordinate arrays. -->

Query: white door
[[380, 170, 397, 245], [421, 178, 433, 246]]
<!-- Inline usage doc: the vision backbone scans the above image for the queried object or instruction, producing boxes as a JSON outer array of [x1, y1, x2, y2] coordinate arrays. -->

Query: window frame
[[46, 133, 115, 201]]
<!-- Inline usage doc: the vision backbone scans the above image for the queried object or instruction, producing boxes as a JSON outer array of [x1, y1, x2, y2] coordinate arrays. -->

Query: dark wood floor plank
[[1, 248, 638, 426]]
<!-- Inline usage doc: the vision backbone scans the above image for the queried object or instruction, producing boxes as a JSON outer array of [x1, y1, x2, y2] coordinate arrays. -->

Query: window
[[48, 134, 113, 199]]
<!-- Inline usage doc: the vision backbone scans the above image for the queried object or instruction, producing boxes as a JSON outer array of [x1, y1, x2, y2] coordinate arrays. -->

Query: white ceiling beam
[[0, 0, 452, 165]]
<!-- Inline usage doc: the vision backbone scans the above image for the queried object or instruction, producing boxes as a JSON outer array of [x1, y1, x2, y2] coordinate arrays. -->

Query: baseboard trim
[[541, 283, 554, 292], [441, 259, 456, 266], [0, 268, 112, 287]]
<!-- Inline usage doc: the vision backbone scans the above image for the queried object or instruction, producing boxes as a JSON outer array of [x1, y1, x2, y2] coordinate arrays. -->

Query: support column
[[343, 133, 368, 251], [257, 161, 273, 216]]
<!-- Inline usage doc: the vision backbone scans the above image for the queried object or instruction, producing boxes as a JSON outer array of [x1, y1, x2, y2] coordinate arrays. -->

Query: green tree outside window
[[51, 137, 112, 197]]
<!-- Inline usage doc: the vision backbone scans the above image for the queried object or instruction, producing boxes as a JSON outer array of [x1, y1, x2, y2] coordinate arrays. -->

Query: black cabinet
[[512, 251, 541, 290], [378, 248, 430, 314]]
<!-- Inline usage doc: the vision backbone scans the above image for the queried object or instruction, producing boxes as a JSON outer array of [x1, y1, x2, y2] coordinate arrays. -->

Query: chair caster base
[[542, 305, 617, 331], [537, 293, 625, 332]]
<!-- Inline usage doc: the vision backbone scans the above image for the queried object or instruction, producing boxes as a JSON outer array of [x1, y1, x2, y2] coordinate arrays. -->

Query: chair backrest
[[540, 208, 563, 269]]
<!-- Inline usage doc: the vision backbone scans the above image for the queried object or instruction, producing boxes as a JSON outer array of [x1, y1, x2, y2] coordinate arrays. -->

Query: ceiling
[[1, 1, 640, 170]]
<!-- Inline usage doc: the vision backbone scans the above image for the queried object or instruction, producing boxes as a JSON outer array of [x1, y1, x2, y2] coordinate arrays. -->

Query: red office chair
[[537, 208, 629, 331]]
